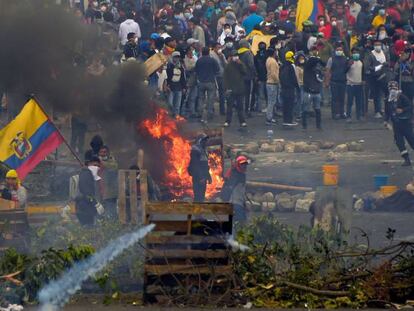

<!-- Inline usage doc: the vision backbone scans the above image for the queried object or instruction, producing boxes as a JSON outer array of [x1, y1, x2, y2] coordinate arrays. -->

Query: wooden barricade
[[143, 201, 233, 304], [0, 208, 29, 252], [118, 169, 140, 224]]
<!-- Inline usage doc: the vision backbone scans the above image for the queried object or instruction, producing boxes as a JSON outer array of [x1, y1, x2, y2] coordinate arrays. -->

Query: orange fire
[[140, 108, 223, 199]]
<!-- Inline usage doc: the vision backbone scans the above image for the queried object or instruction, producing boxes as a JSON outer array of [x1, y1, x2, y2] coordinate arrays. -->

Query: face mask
[[347, 30, 352, 36], [184, 12, 191, 19], [319, 20, 325, 26], [299, 59, 305, 64], [225, 42, 233, 48], [379, 9, 385, 16], [331, 21, 337, 26], [275, 43, 281, 49], [224, 28, 231, 34], [134, 37, 138, 43], [352, 53, 360, 60], [374, 45, 382, 52], [233, 56, 239, 61], [195, 4, 202, 9], [335, 50, 344, 56], [99, 156, 109, 161], [278, 5, 283, 10]]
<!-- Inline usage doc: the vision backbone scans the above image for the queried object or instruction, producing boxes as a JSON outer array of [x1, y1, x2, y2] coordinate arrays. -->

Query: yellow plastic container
[[380, 185, 398, 197], [323, 165, 339, 186]]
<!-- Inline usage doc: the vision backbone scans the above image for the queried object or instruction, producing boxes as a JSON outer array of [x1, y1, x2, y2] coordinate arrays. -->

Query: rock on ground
[[334, 143, 349, 152], [347, 141, 364, 152]]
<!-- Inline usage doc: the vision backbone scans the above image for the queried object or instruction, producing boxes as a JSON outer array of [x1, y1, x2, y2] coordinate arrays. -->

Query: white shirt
[[118, 19, 141, 45]]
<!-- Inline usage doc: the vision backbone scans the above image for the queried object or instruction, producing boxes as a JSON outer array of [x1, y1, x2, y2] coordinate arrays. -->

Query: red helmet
[[249, 3, 257, 12], [235, 155, 249, 173]]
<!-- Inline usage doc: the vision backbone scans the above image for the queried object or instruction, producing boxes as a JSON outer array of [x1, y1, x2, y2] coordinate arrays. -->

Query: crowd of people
[[64, 0, 414, 161]]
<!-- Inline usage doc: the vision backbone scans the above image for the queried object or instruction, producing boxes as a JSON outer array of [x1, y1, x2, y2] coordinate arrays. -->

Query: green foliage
[[0, 244, 95, 305], [232, 215, 414, 308]]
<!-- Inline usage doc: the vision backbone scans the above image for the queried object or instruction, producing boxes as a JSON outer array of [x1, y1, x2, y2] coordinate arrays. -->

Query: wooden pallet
[[118, 169, 146, 225], [0, 208, 29, 252], [143, 201, 233, 304]]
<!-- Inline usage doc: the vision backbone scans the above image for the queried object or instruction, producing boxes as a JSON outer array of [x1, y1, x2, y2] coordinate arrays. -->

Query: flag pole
[[29, 95, 84, 167]]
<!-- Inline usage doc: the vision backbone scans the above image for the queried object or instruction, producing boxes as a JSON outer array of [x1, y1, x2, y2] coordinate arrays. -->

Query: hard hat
[[285, 51, 295, 62], [236, 155, 249, 164], [6, 170, 18, 179]]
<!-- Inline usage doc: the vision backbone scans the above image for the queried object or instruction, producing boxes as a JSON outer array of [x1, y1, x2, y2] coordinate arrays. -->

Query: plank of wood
[[145, 264, 232, 275], [151, 221, 189, 232], [26, 204, 76, 215], [146, 249, 228, 259], [246, 181, 312, 192], [146, 202, 233, 215], [140, 170, 149, 222], [118, 170, 127, 224], [146, 235, 224, 244], [129, 171, 138, 225]]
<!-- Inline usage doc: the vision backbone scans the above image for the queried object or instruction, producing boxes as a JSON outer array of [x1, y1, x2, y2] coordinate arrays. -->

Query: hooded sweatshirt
[[119, 19, 141, 45]]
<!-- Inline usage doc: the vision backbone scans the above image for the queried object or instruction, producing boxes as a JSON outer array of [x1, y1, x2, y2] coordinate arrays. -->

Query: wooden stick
[[246, 181, 312, 192], [282, 280, 349, 297], [0, 271, 23, 286]]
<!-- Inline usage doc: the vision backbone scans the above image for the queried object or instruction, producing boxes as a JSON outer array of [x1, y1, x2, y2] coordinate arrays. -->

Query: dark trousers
[[216, 76, 226, 115], [281, 88, 295, 123], [226, 94, 245, 125], [244, 80, 254, 113], [192, 177, 207, 202], [370, 78, 386, 113], [393, 119, 414, 155], [346, 84, 364, 119], [401, 82, 414, 102], [330, 82, 346, 117]]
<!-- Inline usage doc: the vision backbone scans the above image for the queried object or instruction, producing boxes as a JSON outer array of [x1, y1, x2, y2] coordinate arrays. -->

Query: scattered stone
[[333, 144, 349, 152], [252, 192, 264, 203], [304, 191, 316, 201], [244, 142, 260, 154], [347, 141, 364, 152], [260, 143, 278, 153], [308, 144, 320, 153], [261, 201, 276, 211], [326, 151, 338, 162], [295, 199, 314, 212], [320, 141, 335, 149], [284, 142, 295, 153], [262, 192, 275, 202], [275, 192, 295, 211], [293, 141, 309, 153]]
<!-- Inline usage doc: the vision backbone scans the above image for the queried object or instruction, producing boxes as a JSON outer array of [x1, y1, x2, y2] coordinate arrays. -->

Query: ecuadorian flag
[[0, 98, 64, 180], [296, 0, 324, 31]]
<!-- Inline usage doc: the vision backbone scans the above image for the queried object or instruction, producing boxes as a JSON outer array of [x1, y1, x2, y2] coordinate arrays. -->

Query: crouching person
[[220, 155, 249, 223], [75, 152, 104, 226]]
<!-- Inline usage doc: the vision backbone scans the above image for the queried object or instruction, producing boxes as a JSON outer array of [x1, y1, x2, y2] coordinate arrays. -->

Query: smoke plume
[[38, 224, 155, 310], [0, 0, 155, 159]]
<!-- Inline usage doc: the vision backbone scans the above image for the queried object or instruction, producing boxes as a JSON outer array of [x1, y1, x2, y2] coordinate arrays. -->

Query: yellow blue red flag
[[296, 0, 324, 31], [0, 98, 64, 180]]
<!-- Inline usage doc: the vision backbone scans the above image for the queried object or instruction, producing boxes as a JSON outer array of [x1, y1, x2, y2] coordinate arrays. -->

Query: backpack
[[69, 174, 80, 201]]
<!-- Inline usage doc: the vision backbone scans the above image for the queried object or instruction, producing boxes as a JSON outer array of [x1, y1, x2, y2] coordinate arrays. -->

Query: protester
[[166, 51, 186, 116], [118, 12, 141, 46], [346, 47, 364, 121], [238, 39, 256, 116], [279, 51, 299, 126], [123, 32, 139, 60], [223, 50, 247, 128], [210, 42, 227, 115], [188, 133, 211, 202], [384, 81, 414, 166], [195, 46, 219, 124], [265, 48, 279, 125], [220, 155, 249, 223], [0, 170, 27, 208]]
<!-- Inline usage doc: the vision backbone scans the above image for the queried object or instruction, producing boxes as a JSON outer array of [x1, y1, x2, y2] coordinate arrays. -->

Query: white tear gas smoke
[[38, 224, 155, 310], [226, 236, 250, 252]]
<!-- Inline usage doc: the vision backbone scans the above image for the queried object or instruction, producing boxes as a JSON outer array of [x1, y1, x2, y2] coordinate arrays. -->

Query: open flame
[[140, 108, 223, 199]]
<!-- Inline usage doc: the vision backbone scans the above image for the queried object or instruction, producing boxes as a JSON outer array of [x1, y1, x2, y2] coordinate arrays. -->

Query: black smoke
[[0, 0, 155, 162]]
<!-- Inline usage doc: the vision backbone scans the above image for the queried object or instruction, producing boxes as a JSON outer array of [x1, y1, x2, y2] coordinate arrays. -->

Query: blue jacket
[[242, 13, 264, 35]]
